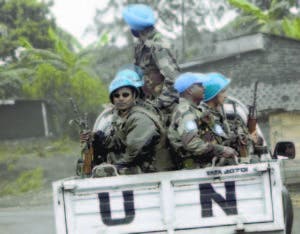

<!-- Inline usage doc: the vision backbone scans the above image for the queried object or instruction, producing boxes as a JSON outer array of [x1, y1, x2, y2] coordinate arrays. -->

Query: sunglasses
[[113, 92, 131, 98]]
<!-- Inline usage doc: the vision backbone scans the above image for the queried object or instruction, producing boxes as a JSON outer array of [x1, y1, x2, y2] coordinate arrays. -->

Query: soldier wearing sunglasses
[[82, 70, 165, 176]]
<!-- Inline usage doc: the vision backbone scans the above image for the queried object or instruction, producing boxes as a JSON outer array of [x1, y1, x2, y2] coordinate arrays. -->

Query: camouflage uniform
[[105, 104, 162, 175], [168, 98, 226, 169], [134, 27, 180, 123], [200, 103, 252, 161], [200, 103, 231, 144]]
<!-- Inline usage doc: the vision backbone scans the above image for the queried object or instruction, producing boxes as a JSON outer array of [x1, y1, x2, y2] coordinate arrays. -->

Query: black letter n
[[199, 181, 237, 217], [98, 190, 135, 226]]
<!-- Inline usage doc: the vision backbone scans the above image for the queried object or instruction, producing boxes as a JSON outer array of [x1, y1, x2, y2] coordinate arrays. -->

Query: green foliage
[[0, 168, 43, 196], [282, 18, 300, 39], [0, 0, 56, 61], [18, 30, 108, 136], [0, 64, 32, 98], [229, 0, 268, 22], [228, 0, 300, 39]]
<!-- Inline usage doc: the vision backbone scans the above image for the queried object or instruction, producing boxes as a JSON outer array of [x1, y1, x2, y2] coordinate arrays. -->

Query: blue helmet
[[204, 72, 231, 102], [122, 4, 155, 31], [117, 65, 144, 87], [174, 73, 209, 94], [109, 72, 139, 103]]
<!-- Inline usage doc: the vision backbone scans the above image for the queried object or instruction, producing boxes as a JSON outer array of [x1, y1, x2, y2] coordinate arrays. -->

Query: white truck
[[53, 97, 295, 234]]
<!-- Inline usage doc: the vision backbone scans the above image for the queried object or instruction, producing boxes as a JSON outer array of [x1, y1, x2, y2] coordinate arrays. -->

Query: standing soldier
[[122, 4, 180, 125], [168, 73, 238, 169]]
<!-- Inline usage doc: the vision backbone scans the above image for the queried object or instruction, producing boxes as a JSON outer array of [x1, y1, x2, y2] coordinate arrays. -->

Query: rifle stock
[[82, 141, 94, 175]]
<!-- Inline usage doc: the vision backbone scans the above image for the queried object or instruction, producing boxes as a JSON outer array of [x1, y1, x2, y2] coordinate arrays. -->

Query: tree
[[227, 0, 300, 39], [0, 0, 57, 61], [0, 64, 31, 98], [16, 29, 109, 136]]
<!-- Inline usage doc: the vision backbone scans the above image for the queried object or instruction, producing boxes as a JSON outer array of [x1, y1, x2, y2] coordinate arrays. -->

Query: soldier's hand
[[80, 130, 92, 144], [222, 146, 238, 158]]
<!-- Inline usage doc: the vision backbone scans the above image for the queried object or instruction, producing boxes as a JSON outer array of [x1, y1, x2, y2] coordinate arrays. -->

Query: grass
[[0, 137, 80, 196], [0, 137, 79, 161], [0, 168, 43, 196]]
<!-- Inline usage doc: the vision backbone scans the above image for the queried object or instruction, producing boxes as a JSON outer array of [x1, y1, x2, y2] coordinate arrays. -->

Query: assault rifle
[[247, 81, 259, 134], [69, 98, 93, 177], [247, 82, 267, 155]]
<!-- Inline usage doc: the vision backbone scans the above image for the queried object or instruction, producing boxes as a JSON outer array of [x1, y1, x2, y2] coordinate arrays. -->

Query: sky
[[51, 0, 106, 46]]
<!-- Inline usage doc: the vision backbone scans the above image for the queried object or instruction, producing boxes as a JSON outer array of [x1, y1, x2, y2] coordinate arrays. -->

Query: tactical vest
[[131, 105, 174, 171], [110, 105, 173, 172], [169, 102, 222, 168]]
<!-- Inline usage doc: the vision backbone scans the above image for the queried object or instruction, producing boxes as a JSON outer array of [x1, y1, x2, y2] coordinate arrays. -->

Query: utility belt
[[176, 148, 213, 169], [117, 161, 155, 175]]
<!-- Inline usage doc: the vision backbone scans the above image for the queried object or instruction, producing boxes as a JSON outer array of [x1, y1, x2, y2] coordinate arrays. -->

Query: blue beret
[[174, 73, 209, 94], [122, 4, 155, 31]]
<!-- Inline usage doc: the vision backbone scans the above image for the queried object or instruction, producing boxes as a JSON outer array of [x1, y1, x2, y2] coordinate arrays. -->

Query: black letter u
[[98, 190, 135, 226]]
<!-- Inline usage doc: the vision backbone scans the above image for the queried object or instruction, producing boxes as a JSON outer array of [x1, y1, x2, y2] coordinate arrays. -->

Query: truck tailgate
[[53, 162, 285, 234]]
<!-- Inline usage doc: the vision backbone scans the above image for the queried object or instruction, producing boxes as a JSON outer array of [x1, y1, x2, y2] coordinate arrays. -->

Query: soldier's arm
[[116, 112, 159, 165], [177, 112, 224, 157]]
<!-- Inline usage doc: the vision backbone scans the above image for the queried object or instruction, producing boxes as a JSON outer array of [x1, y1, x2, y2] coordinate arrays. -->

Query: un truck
[[52, 97, 295, 234]]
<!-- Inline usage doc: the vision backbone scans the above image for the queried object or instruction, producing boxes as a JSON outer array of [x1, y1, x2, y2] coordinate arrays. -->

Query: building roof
[[179, 33, 300, 113], [180, 33, 266, 70]]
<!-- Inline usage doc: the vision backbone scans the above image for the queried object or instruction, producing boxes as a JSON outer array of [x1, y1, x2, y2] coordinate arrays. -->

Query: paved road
[[0, 203, 300, 234], [0, 205, 55, 234]]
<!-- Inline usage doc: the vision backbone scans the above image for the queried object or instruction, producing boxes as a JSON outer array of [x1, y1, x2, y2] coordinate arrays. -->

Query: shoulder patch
[[184, 120, 197, 132]]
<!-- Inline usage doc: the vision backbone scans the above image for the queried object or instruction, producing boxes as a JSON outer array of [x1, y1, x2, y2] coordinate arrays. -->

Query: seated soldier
[[82, 69, 164, 175], [168, 73, 238, 169], [92, 67, 173, 172], [91, 67, 145, 166], [202, 72, 261, 163]]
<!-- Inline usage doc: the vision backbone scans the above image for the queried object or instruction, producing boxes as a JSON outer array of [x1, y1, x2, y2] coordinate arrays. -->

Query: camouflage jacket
[[200, 103, 251, 158], [168, 98, 225, 168], [134, 27, 180, 113], [199, 103, 230, 144], [105, 104, 162, 174]]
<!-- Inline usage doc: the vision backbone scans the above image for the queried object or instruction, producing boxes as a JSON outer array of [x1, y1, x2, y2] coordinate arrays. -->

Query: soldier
[[201, 72, 234, 147], [83, 70, 165, 175], [202, 72, 260, 163], [168, 73, 238, 169], [122, 4, 180, 125], [91, 67, 145, 166]]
